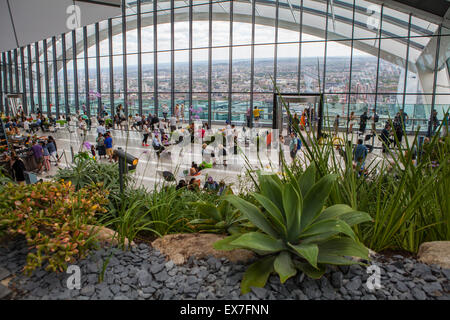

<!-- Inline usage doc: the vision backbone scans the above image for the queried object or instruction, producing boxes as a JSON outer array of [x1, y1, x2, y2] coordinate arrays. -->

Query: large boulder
[[418, 241, 450, 269], [151, 233, 255, 265], [84, 225, 134, 248]]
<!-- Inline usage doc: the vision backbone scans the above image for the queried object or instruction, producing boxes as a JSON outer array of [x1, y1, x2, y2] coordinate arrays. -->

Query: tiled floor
[[34, 121, 410, 191]]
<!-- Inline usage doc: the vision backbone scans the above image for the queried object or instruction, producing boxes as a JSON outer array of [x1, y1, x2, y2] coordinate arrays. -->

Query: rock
[[80, 285, 95, 297], [151, 233, 255, 265], [423, 274, 438, 282], [172, 254, 185, 265], [331, 272, 343, 288], [113, 295, 130, 300], [395, 282, 409, 293], [120, 284, 130, 292], [411, 263, 431, 277], [418, 241, 450, 269], [150, 263, 165, 275], [0, 267, 11, 281], [137, 270, 153, 287], [154, 270, 169, 283], [165, 261, 175, 272], [345, 277, 362, 292], [138, 243, 148, 250], [442, 269, 450, 280], [251, 287, 269, 300], [87, 263, 99, 274], [110, 285, 120, 295], [98, 287, 113, 300], [422, 282, 443, 296], [0, 284, 12, 299], [82, 225, 134, 248], [412, 288, 427, 300]]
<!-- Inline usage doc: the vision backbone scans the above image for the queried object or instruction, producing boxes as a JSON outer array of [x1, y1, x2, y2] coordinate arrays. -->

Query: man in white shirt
[[169, 116, 177, 132], [162, 105, 169, 121], [97, 122, 106, 135], [23, 119, 30, 133]]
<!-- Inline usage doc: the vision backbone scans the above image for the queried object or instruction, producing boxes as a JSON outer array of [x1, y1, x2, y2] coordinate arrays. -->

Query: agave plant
[[190, 188, 247, 234], [214, 164, 372, 294]]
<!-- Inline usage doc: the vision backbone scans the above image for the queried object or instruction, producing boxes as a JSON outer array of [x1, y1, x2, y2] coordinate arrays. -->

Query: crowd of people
[[2, 100, 447, 186]]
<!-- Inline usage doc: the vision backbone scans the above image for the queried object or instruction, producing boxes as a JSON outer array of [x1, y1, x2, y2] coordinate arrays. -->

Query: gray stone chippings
[[2, 239, 450, 300]]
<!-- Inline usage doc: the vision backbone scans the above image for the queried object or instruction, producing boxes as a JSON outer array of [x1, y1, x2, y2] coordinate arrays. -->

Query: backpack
[[297, 138, 302, 150]]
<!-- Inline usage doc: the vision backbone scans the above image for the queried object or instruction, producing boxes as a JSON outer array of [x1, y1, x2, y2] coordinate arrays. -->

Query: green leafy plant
[[214, 165, 372, 294], [274, 79, 450, 253], [189, 188, 247, 234], [0, 181, 108, 274], [55, 156, 131, 193]]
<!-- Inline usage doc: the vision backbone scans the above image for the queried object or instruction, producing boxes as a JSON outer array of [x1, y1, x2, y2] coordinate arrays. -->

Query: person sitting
[[204, 176, 219, 192], [161, 133, 170, 146], [187, 178, 200, 191], [218, 180, 227, 195], [189, 162, 201, 176], [380, 123, 394, 154], [152, 134, 165, 156], [151, 114, 160, 131], [353, 138, 368, 176], [176, 179, 187, 190], [132, 113, 142, 131], [23, 118, 31, 133]]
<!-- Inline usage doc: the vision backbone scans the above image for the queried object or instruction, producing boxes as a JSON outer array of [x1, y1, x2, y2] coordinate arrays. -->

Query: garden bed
[[1, 237, 448, 300]]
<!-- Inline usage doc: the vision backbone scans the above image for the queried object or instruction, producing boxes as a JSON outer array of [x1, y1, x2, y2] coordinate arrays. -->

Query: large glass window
[[2, 0, 445, 128]]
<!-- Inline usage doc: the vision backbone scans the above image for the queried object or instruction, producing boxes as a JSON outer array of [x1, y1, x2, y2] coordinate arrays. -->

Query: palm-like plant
[[214, 164, 373, 294], [189, 188, 247, 234]]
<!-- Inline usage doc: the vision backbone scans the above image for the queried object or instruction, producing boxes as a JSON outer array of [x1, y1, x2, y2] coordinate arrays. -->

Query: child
[[42, 142, 51, 172], [91, 145, 97, 161]]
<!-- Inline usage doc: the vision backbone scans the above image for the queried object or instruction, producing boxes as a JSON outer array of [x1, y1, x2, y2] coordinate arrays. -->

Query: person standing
[[353, 138, 368, 175], [348, 111, 356, 133], [10, 153, 26, 184], [359, 111, 370, 135], [142, 121, 150, 147], [293, 113, 300, 133], [372, 109, 379, 133], [180, 104, 185, 123], [97, 121, 106, 136], [104, 132, 114, 162], [96, 133, 106, 159], [175, 104, 180, 122], [333, 115, 340, 136], [253, 106, 262, 126], [393, 112, 404, 147], [431, 110, 439, 135], [246, 108, 251, 128], [380, 123, 393, 154], [32, 140, 44, 173], [169, 115, 177, 132], [47, 136, 58, 166], [162, 104, 169, 122], [42, 142, 51, 172], [289, 132, 298, 161]]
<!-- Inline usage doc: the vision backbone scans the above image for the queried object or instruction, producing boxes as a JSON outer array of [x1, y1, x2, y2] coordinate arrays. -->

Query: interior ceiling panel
[[392, 0, 450, 18], [0, 0, 121, 53]]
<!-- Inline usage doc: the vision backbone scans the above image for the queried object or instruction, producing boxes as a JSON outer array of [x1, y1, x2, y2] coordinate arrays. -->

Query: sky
[[80, 21, 370, 65]]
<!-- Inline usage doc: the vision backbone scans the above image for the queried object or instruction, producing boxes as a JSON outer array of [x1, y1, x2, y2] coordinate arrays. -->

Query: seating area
[[0, 0, 449, 308]]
